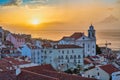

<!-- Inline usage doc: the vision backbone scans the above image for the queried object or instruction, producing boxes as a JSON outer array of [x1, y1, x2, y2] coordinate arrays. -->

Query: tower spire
[[88, 24, 96, 39]]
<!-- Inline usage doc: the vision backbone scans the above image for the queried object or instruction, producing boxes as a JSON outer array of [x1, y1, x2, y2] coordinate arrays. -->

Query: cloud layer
[[100, 15, 119, 23], [2, 0, 22, 6], [0, 0, 62, 6]]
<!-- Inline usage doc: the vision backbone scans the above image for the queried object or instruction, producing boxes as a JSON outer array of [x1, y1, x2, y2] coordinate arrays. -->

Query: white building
[[31, 44, 84, 71], [84, 64, 120, 80], [59, 25, 96, 57], [112, 71, 120, 80]]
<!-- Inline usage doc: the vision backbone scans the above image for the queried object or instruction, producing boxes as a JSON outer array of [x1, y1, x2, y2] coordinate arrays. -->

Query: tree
[[64, 69, 73, 74], [96, 45, 102, 54]]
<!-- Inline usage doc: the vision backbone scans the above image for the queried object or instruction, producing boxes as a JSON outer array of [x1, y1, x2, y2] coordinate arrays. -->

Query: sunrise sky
[[0, 0, 120, 48]]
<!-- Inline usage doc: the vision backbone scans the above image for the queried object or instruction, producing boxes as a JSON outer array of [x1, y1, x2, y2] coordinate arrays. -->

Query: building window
[[62, 50, 64, 54], [96, 68, 99, 70], [74, 60, 76, 63], [67, 60, 69, 63], [78, 55, 81, 59], [97, 72, 100, 76], [42, 56, 44, 58], [58, 60, 60, 63], [58, 56, 61, 59], [88, 75, 90, 78], [66, 55, 69, 59], [72, 50, 74, 53], [67, 50, 69, 54], [41, 50, 43, 53], [58, 50, 60, 53], [44, 56, 47, 58], [88, 44, 89, 48], [70, 55, 73, 59], [93, 50, 94, 53], [44, 50, 47, 54], [83, 43, 85, 47], [37, 52, 39, 55], [61, 56, 64, 59], [74, 55, 76, 59], [83, 37, 85, 40], [88, 49, 89, 52], [49, 50, 52, 53]]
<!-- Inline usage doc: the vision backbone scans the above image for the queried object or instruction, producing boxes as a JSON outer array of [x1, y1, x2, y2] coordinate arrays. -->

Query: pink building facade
[[6, 33, 25, 48]]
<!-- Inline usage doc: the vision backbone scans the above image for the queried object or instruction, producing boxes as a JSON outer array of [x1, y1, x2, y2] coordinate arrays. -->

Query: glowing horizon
[[0, 0, 120, 48]]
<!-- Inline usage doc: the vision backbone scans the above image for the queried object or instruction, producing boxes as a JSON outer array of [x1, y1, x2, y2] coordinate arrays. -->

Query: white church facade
[[59, 25, 96, 57]]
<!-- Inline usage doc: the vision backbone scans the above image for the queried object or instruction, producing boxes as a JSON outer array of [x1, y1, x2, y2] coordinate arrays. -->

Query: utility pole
[[105, 41, 111, 54]]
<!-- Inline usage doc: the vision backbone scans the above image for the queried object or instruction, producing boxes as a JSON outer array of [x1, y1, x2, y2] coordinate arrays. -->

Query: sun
[[31, 19, 40, 25]]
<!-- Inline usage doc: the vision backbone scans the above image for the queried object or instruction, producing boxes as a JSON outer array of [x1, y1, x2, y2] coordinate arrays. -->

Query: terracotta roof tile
[[42, 43, 52, 48], [22, 64, 96, 80], [0, 70, 16, 80], [17, 70, 58, 80], [0, 59, 14, 71], [70, 32, 84, 40], [23, 64, 56, 72], [84, 58, 92, 64], [99, 64, 119, 75], [40, 70, 96, 80]]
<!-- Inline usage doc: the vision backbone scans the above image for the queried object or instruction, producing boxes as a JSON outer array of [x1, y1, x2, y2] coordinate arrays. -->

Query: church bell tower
[[88, 24, 96, 39]]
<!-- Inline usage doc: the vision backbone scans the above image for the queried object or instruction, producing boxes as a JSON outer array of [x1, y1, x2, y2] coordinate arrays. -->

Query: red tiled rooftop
[[99, 64, 119, 75], [3, 57, 30, 65], [4, 40, 13, 45], [0, 59, 14, 71], [0, 64, 97, 80], [23, 64, 56, 72], [0, 70, 16, 80], [0, 57, 31, 71], [70, 32, 84, 40], [40, 70, 96, 80], [84, 58, 92, 65], [12, 34, 25, 39], [26, 44, 40, 49], [61, 36, 71, 40], [42, 43, 52, 48], [90, 56, 99, 59], [17, 70, 59, 80], [22, 64, 96, 80]]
